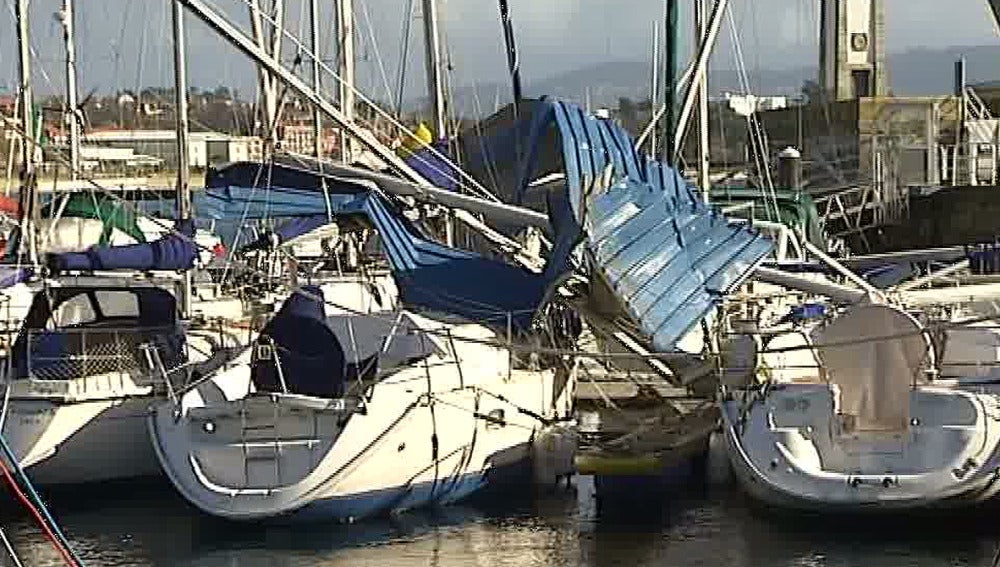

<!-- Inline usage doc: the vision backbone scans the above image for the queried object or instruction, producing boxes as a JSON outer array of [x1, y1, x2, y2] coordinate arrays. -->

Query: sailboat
[[148, 180, 578, 521], [146, 0, 774, 521], [146, 86, 775, 520], [719, 239, 1000, 512], [0, 0, 248, 486], [0, 219, 253, 485]]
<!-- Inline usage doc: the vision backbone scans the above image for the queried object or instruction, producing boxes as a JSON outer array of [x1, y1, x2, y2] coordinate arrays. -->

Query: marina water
[[5, 472, 1000, 566]]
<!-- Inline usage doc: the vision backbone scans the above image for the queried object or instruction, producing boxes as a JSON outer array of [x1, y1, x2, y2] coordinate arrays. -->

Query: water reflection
[[4, 476, 1000, 566]]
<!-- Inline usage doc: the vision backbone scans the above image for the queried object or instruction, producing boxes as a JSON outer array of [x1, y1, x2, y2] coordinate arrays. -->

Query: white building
[[73, 130, 261, 169], [721, 93, 789, 117]]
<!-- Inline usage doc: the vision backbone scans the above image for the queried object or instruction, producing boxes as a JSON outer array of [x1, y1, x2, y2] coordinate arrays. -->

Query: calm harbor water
[[5, 469, 1000, 567]]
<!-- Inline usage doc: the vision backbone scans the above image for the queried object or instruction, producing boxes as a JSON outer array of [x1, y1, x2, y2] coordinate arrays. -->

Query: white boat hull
[[150, 367, 575, 522], [3, 396, 160, 485], [0, 309, 250, 486], [720, 391, 1000, 512]]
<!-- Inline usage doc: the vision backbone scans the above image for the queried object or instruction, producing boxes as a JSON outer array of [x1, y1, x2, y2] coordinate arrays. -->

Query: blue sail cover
[[252, 285, 349, 398], [274, 215, 331, 242], [403, 139, 460, 191], [240, 214, 333, 251], [361, 193, 545, 328], [205, 161, 546, 329], [0, 267, 31, 289], [198, 163, 370, 250], [455, 98, 774, 350], [48, 219, 197, 272]]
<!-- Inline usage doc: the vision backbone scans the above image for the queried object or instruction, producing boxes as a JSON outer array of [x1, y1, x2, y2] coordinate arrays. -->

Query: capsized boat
[[150, 95, 774, 521], [721, 300, 1000, 511]]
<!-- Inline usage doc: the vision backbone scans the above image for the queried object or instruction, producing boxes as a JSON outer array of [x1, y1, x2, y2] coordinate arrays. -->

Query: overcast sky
[[0, 0, 997, 100]]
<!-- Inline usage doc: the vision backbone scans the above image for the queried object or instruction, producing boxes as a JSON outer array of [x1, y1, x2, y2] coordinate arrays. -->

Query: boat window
[[93, 290, 140, 318], [49, 293, 97, 329]]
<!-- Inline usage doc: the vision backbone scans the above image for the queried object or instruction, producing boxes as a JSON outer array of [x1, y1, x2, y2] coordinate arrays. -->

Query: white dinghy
[[721, 301, 1000, 511]]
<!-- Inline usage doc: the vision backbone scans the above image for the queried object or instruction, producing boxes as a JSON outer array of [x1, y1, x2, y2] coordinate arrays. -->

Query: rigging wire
[[394, 0, 416, 117], [6, 111, 1000, 363], [724, 5, 779, 221], [0, 434, 84, 567], [468, 80, 503, 196], [357, 0, 395, 110], [199, 0, 499, 202], [0, 528, 25, 567]]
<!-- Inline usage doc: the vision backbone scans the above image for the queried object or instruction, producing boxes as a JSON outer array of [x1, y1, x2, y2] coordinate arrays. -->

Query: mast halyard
[[61, 0, 81, 182], [15, 0, 39, 267], [249, 0, 283, 155], [309, 0, 322, 159], [337, 0, 356, 163], [421, 0, 447, 142], [172, 0, 193, 318], [694, 0, 710, 202]]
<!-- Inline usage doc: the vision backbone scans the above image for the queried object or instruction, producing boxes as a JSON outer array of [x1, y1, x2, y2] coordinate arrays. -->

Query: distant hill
[[446, 44, 1000, 116]]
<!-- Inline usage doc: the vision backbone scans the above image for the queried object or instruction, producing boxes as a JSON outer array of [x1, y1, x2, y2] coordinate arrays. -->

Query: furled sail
[[46, 219, 197, 273]]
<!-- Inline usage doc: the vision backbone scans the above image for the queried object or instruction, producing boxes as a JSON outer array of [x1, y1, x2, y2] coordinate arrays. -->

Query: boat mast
[[337, 0, 356, 163], [671, 0, 727, 164], [60, 0, 81, 181], [15, 0, 39, 266], [176, 0, 549, 271], [172, 0, 192, 318], [497, 0, 522, 103], [420, 0, 453, 245], [249, 0, 283, 153], [661, 0, 678, 163], [649, 22, 659, 155], [309, 0, 322, 159], [694, 0, 710, 202], [420, 0, 447, 141]]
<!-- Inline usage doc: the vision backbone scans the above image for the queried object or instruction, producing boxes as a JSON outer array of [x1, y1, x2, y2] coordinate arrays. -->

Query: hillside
[[446, 43, 1000, 116]]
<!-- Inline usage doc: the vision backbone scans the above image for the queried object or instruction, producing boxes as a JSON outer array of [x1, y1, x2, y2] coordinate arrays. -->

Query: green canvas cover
[[42, 193, 147, 245], [710, 187, 825, 249]]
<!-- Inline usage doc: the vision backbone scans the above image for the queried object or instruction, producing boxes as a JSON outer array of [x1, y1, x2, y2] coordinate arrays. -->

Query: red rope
[[0, 457, 80, 567]]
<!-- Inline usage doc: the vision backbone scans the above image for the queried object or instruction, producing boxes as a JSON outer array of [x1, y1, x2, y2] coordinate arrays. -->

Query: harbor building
[[819, 0, 888, 101]]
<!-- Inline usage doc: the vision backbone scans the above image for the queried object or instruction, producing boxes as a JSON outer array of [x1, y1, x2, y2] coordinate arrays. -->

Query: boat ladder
[[237, 396, 285, 490]]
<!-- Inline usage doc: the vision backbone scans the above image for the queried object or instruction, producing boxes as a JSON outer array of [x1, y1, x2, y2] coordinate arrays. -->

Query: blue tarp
[[206, 162, 548, 330], [275, 215, 330, 242], [453, 98, 774, 350], [47, 219, 197, 273], [360, 193, 546, 329], [207, 97, 773, 349], [240, 214, 332, 251], [198, 166, 371, 250], [861, 263, 916, 289]]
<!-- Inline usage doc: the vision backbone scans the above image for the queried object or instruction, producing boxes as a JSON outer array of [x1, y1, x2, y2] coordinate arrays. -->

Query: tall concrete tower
[[819, 0, 887, 101]]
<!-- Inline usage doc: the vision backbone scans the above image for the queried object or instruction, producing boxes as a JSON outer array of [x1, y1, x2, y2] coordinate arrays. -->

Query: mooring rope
[[0, 433, 84, 566]]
